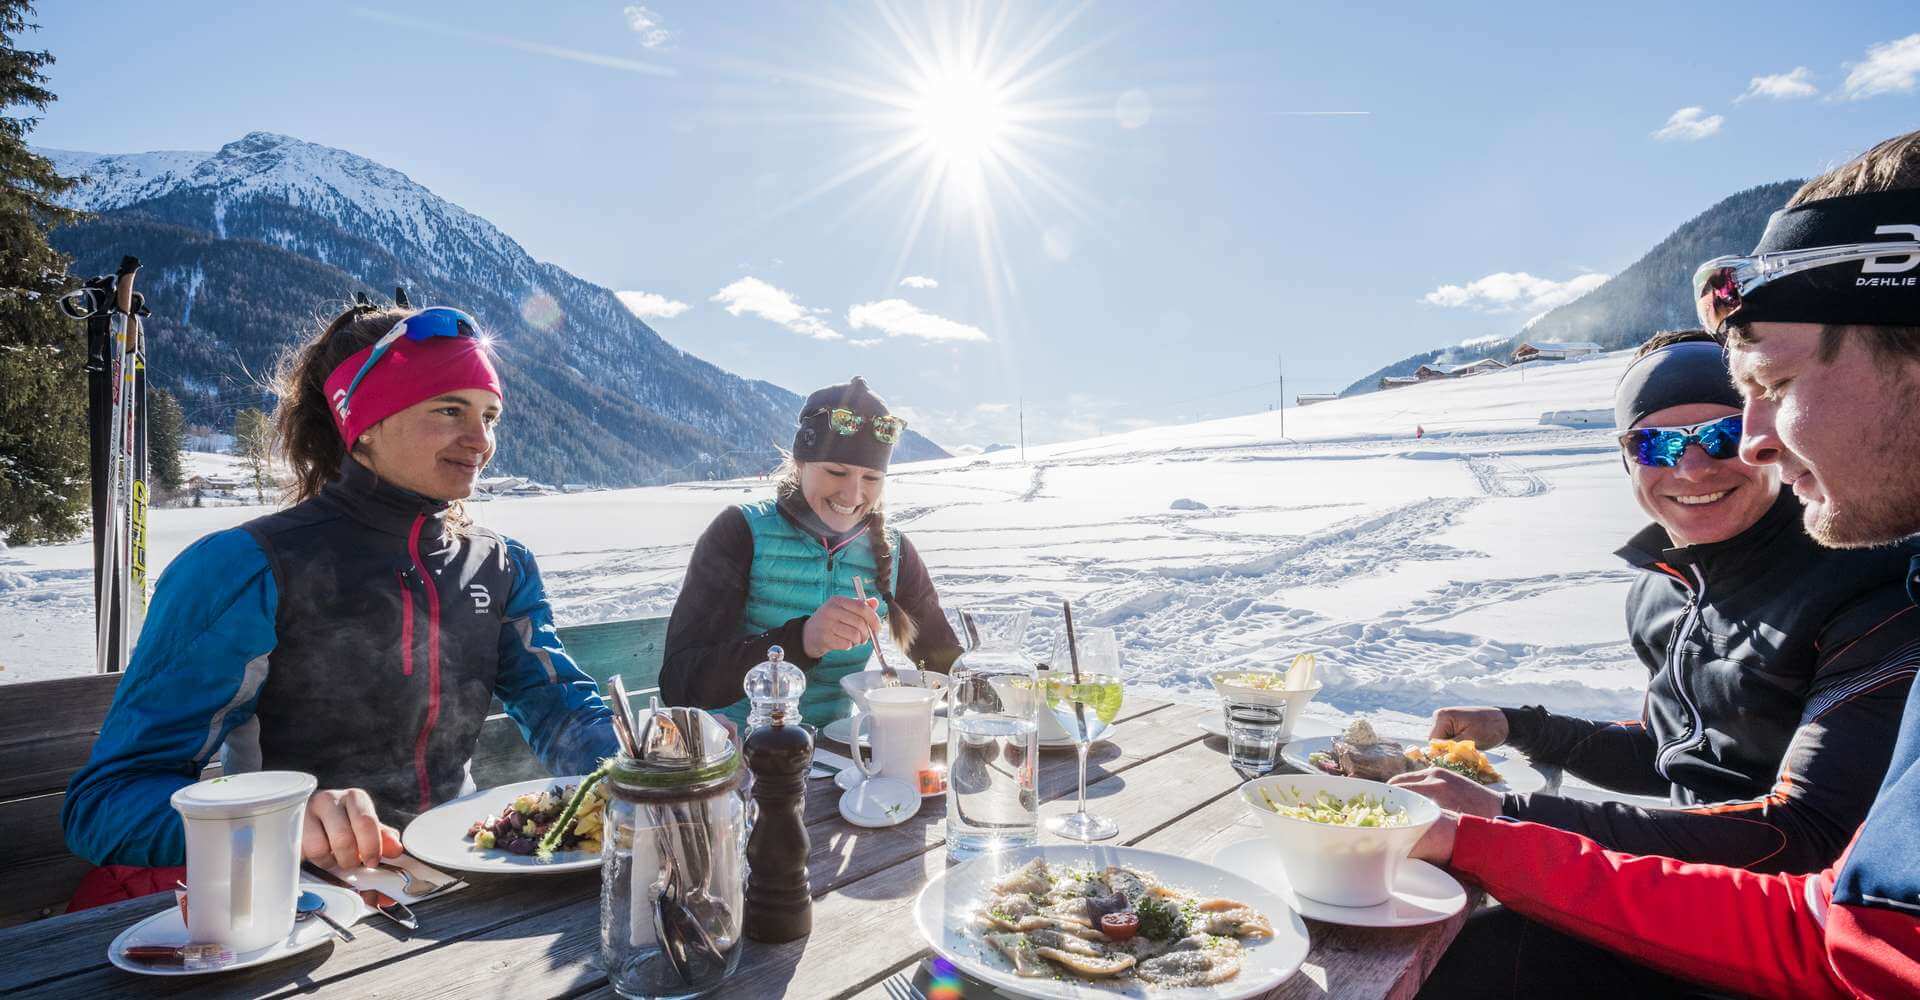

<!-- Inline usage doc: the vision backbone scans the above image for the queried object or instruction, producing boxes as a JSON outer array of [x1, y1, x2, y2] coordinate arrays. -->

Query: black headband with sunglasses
[[1695, 189, 1920, 333]]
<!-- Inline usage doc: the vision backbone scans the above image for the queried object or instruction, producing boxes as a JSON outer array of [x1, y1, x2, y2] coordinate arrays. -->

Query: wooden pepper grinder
[[743, 647, 813, 942]]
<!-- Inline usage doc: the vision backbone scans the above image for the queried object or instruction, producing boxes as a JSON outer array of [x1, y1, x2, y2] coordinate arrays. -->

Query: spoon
[[297, 890, 355, 941], [853, 577, 907, 687]]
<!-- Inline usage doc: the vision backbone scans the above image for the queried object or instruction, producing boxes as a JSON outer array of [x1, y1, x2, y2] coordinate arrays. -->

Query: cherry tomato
[[1099, 912, 1139, 941]]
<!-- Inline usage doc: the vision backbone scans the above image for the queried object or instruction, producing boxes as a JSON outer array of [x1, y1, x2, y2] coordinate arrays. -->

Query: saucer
[[1210, 838, 1466, 928], [822, 715, 948, 748], [834, 766, 944, 798], [839, 777, 922, 828], [107, 883, 362, 976]]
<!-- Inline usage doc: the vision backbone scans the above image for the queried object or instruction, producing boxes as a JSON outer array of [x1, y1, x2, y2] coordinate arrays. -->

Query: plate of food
[[401, 776, 607, 874], [914, 845, 1311, 999], [1281, 720, 1548, 794]]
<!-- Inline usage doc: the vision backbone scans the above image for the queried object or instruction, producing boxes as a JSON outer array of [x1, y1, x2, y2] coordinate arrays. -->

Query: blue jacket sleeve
[[62, 529, 279, 867], [495, 538, 619, 776]]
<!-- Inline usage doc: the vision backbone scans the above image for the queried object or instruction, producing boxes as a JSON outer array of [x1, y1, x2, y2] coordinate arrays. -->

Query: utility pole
[[1018, 397, 1026, 465], [1278, 353, 1286, 440]]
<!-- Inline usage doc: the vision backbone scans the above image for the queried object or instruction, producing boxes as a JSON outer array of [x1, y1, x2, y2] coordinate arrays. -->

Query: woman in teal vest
[[660, 377, 962, 727]]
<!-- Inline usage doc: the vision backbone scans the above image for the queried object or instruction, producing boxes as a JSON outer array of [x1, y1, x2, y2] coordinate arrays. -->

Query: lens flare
[[927, 956, 965, 1000], [519, 291, 564, 332]]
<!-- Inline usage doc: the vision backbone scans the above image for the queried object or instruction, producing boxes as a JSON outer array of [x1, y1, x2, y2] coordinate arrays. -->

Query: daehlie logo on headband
[[1861, 225, 1920, 286], [331, 387, 351, 423]]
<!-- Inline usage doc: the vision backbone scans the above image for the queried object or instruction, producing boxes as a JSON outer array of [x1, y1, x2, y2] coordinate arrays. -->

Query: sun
[[909, 66, 1011, 171]]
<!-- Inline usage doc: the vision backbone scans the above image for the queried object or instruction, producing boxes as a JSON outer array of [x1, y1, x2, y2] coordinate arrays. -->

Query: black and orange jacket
[[1495, 490, 1920, 872]]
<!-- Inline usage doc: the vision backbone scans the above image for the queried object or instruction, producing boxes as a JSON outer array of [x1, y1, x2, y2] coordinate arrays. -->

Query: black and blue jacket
[[63, 458, 617, 867]]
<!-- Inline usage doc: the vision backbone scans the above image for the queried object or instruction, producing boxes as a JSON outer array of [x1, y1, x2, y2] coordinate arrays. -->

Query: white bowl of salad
[[1239, 773, 1439, 908], [1208, 669, 1321, 739]]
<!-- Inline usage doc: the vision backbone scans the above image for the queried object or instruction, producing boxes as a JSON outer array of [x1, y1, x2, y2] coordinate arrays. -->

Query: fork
[[853, 577, 907, 687], [378, 861, 452, 898], [881, 974, 926, 1000]]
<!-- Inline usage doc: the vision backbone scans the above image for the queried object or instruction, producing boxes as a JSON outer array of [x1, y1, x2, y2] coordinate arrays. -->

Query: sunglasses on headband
[[806, 407, 907, 444], [338, 307, 484, 409], [1619, 414, 1743, 468], [1694, 240, 1920, 333]]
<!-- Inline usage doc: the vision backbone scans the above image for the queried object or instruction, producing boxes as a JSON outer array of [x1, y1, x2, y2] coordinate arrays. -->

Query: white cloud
[[975, 402, 1014, 413], [1422, 271, 1611, 314], [1736, 67, 1817, 102], [847, 299, 990, 343], [614, 290, 689, 320], [622, 6, 672, 48], [1843, 34, 1920, 99], [1652, 106, 1724, 141], [899, 275, 939, 289], [709, 277, 841, 341]]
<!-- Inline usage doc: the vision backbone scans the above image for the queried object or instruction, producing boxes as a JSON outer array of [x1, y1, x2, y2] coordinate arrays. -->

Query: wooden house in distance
[[1511, 340, 1602, 364], [1414, 358, 1508, 381]]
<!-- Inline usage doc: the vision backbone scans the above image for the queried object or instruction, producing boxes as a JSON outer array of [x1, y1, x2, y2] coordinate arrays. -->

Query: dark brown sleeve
[[659, 508, 818, 709], [896, 533, 962, 674]]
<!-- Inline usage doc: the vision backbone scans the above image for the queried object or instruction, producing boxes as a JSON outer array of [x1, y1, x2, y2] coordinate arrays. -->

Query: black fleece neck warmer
[[1737, 189, 1920, 327], [1615, 341, 1744, 430]]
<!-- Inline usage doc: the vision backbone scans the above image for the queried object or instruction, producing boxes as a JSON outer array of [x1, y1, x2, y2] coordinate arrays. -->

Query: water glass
[[945, 606, 1039, 863], [1227, 703, 1285, 778]]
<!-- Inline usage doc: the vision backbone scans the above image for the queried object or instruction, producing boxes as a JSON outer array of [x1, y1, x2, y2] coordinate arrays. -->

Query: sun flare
[[910, 67, 1010, 170]]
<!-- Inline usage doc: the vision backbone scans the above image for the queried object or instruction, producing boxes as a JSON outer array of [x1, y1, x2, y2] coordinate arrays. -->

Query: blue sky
[[22, 2, 1920, 448]]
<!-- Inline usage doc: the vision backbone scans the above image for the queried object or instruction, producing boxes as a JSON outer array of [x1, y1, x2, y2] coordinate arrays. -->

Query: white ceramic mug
[[170, 771, 317, 953], [852, 687, 940, 789]]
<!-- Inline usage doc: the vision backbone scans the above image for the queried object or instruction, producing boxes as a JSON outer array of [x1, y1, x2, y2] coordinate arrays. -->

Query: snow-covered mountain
[[40, 133, 947, 485]]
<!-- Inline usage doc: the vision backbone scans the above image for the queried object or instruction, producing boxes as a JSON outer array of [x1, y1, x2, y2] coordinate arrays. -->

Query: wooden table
[[0, 700, 1473, 999]]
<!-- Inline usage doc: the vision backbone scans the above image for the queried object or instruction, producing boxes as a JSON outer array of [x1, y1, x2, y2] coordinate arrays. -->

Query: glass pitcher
[[944, 605, 1039, 862]]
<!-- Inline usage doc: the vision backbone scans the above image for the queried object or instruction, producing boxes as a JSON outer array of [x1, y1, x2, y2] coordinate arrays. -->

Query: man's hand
[[303, 788, 403, 871], [1389, 767, 1503, 818], [802, 596, 883, 659], [1429, 706, 1509, 748], [1409, 811, 1460, 865]]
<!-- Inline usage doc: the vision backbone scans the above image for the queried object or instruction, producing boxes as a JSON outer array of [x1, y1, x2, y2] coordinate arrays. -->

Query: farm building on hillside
[[1296, 393, 1338, 406], [1378, 375, 1423, 391], [1511, 341, 1602, 364], [1414, 358, 1508, 381]]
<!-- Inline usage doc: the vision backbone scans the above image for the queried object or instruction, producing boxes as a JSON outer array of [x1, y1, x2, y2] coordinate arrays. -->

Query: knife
[[302, 861, 419, 930]]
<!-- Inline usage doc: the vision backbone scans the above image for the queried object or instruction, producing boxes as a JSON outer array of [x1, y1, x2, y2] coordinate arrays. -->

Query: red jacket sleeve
[[1449, 816, 1920, 999]]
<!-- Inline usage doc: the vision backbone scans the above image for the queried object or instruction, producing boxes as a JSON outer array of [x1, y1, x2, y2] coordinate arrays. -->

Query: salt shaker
[[742, 645, 813, 942]]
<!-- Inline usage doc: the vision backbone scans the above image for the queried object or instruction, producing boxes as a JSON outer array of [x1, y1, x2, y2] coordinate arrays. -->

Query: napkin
[[320, 853, 465, 906]]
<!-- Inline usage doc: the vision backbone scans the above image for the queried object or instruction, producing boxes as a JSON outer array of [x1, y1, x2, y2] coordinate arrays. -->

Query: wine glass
[[1045, 626, 1123, 841]]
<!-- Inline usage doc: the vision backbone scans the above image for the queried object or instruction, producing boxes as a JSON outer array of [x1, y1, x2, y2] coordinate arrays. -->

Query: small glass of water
[[1226, 703, 1284, 779]]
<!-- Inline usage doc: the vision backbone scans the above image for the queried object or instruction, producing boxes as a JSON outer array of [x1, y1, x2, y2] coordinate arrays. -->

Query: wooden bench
[[0, 616, 668, 928]]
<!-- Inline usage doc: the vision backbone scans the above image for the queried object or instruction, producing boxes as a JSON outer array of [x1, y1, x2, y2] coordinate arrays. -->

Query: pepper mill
[[742, 647, 813, 942]]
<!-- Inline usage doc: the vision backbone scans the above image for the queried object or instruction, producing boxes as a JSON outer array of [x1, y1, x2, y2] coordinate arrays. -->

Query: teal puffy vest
[[715, 499, 900, 728]]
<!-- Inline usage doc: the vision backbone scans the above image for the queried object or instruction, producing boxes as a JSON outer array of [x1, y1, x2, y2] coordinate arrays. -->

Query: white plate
[[107, 883, 361, 977], [1279, 735, 1547, 794], [1211, 838, 1466, 928], [402, 776, 603, 875], [914, 844, 1311, 1000], [840, 777, 922, 828], [821, 715, 949, 748]]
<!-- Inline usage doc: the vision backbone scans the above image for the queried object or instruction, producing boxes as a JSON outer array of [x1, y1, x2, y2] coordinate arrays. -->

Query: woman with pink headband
[[63, 302, 619, 898]]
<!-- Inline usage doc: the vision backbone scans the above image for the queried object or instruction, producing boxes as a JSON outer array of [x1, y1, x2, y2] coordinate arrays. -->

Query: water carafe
[[944, 606, 1038, 862], [601, 701, 746, 999]]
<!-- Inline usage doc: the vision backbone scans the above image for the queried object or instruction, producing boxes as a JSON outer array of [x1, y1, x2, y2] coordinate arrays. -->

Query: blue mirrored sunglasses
[[339, 307, 483, 407], [1619, 414, 1743, 468]]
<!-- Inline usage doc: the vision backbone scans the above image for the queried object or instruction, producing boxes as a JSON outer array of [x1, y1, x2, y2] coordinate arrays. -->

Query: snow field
[[0, 353, 1654, 736]]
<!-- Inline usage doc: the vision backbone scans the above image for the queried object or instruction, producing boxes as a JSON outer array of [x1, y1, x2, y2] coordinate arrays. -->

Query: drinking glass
[[1045, 627, 1122, 841], [945, 606, 1039, 862], [1227, 703, 1285, 779]]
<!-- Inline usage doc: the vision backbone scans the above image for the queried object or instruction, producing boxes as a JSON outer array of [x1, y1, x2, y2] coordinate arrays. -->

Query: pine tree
[[148, 387, 185, 493], [0, 1, 86, 544], [233, 407, 271, 503]]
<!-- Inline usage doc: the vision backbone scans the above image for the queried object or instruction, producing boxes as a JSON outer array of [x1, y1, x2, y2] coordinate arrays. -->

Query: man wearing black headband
[[1408, 130, 1920, 999], [1409, 331, 1919, 996]]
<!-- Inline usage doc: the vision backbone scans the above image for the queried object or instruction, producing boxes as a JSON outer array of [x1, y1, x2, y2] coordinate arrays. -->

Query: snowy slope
[[0, 353, 1653, 734]]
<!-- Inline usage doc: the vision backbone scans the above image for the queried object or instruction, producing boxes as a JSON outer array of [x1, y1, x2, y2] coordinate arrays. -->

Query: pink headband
[[322, 335, 503, 444]]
